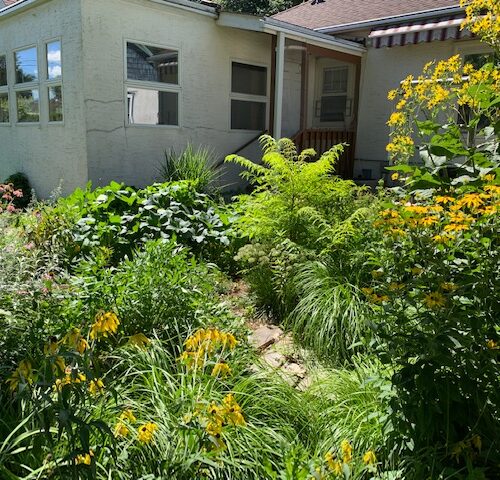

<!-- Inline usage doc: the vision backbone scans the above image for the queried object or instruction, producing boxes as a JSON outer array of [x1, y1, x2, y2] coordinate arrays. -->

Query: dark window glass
[[0, 55, 7, 86], [0, 93, 9, 122], [320, 96, 347, 122], [127, 43, 178, 85], [231, 99, 266, 130], [127, 88, 178, 125], [15, 47, 38, 83], [48, 85, 63, 122], [232, 62, 267, 96], [16, 89, 39, 122]]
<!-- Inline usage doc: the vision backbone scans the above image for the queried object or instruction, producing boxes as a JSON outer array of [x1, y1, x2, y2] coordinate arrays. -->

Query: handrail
[[214, 130, 267, 169]]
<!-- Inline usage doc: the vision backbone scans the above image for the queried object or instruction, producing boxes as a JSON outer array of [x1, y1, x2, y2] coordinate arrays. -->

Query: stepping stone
[[262, 351, 286, 369], [281, 362, 306, 379], [249, 325, 283, 350], [296, 376, 312, 391]]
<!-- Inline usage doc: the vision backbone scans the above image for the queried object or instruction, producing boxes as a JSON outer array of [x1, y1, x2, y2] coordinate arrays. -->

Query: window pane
[[127, 43, 178, 85], [15, 47, 38, 83], [232, 62, 267, 96], [16, 89, 39, 122], [127, 88, 178, 125], [231, 100, 266, 130], [0, 93, 9, 122], [320, 96, 346, 122], [323, 67, 348, 94], [47, 41, 62, 80], [0, 56, 6, 86], [48, 85, 63, 122]]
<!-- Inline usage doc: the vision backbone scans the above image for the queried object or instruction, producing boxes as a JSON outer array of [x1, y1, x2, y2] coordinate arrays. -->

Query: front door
[[313, 58, 355, 130]]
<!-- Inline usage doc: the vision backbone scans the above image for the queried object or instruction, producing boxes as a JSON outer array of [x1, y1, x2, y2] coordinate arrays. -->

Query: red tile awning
[[369, 17, 471, 48]]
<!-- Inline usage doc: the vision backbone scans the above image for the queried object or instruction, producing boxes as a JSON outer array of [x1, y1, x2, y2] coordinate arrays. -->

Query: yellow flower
[[411, 266, 423, 275], [387, 112, 406, 126], [387, 89, 398, 100], [114, 422, 130, 438], [361, 287, 374, 295], [471, 434, 482, 451], [396, 99, 406, 110], [423, 292, 446, 309], [44, 337, 59, 356], [325, 452, 342, 475], [371, 269, 383, 279], [419, 216, 439, 227], [435, 195, 455, 205], [75, 450, 94, 465], [391, 172, 399, 181], [484, 184, 500, 195], [90, 311, 120, 340], [63, 328, 88, 354], [119, 409, 137, 423], [223, 393, 246, 426], [363, 450, 377, 465], [211, 362, 231, 377], [53, 375, 72, 392], [6, 360, 34, 392], [206, 420, 223, 437], [404, 205, 430, 215], [444, 223, 469, 232], [52, 356, 66, 375], [456, 193, 484, 209], [341, 440, 353, 463], [89, 378, 105, 396], [137, 422, 158, 443], [388, 282, 404, 291], [380, 209, 399, 219], [440, 282, 457, 292], [486, 339, 498, 350], [128, 333, 151, 349]]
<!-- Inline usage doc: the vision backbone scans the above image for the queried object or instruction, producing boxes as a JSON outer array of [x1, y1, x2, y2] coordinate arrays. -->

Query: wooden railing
[[293, 129, 356, 179]]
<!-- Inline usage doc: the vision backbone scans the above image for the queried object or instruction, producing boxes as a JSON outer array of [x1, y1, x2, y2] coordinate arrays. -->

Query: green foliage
[[160, 143, 221, 194], [39, 180, 234, 265], [214, 0, 301, 17]]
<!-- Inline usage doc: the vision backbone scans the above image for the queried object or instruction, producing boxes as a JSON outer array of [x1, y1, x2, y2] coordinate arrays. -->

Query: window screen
[[232, 62, 267, 96]]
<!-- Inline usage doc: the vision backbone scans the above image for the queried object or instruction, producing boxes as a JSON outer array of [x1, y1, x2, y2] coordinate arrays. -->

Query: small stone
[[262, 351, 286, 369], [249, 325, 283, 350], [296, 376, 312, 391], [281, 362, 306, 378]]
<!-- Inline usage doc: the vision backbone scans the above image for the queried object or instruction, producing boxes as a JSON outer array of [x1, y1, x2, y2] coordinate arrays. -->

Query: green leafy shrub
[[35, 181, 235, 265]]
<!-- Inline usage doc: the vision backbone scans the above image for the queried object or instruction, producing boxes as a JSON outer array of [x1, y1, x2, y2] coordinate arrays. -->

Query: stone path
[[249, 324, 311, 390]]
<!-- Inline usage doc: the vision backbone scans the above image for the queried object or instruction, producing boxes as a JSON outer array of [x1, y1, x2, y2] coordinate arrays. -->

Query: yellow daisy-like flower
[[363, 450, 377, 465], [325, 452, 342, 475], [341, 440, 353, 463], [211, 362, 231, 377], [89, 378, 105, 396], [423, 292, 446, 309], [387, 111, 406, 126], [223, 393, 246, 426], [440, 282, 457, 292], [63, 328, 89, 354], [456, 193, 484, 209], [137, 422, 158, 444], [419, 216, 439, 227], [44, 337, 59, 356], [391, 172, 399, 181], [387, 89, 398, 100], [90, 311, 120, 340], [75, 450, 94, 465], [435, 195, 455, 205], [444, 223, 469, 232], [114, 422, 130, 438], [120, 409, 137, 423], [6, 360, 34, 392], [128, 333, 151, 349], [486, 339, 498, 350]]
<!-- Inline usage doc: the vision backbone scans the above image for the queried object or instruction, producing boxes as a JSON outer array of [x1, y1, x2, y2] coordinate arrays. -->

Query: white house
[[0, 0, 488, 196], [274, 0, 492, 184], [0, 0, 365, 196]]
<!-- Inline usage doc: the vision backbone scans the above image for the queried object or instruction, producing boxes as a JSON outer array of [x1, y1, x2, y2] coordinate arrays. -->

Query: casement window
[[0, 55, 8, 123], [230, 62, 267, 131], [14, 46, 39, 123], [46, 40, 63, 122], [125, 42, 180, 126], [320, 66, 349, 122]]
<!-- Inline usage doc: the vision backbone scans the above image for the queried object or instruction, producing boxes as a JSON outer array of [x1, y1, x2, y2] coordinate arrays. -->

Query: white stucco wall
[[282, 47, 302, 138], [80, 0, 273, 190], [354, 38, 485, 181], [0, 0, 87, 197]]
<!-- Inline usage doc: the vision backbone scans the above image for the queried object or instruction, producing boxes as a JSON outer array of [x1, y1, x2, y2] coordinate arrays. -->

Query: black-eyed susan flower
[[90, 311, 120, 340], [137, 422, 158, 443], [423, 292, 446, 309], [89, 378, 105, 396], [75, 450, 94, 465], [341, 440, 353, 463], [363, 450, 377, 465], [6, 359, 34, 392]]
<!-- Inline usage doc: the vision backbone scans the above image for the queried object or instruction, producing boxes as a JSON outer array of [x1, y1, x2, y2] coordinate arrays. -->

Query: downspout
[[273, 31, 285, 139]]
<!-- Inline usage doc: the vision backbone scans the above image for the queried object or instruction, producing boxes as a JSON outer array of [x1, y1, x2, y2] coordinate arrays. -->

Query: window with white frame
[[320, 66, 349, 122], [125, 42, 180, 126], [0, 55, 8, 123], [230, 62, 267, 131], [14, 46, 39, 123], [46, 40, 63, 122]]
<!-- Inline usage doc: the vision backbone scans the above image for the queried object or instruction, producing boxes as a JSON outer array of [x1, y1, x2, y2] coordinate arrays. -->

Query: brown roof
[[0, 0, 23, 8], [273, 0, 461, 31]]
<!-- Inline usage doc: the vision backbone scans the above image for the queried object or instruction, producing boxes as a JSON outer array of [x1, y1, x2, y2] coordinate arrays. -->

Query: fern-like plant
[[226, 135, 369, 246]]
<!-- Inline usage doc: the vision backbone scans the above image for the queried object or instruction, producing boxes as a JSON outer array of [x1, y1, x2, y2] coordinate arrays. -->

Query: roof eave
[[316, 5, 464, 35], [217, 12, 366, 56]]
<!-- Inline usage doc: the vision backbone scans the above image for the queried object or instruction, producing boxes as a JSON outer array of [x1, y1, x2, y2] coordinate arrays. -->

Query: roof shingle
[[273, 0, 461, 31]]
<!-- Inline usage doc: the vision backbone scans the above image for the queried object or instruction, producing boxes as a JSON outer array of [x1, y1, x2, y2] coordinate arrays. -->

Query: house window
[[231, 62, 267, 131], [13, 46, 39, 123], [126, 42, 180, 126], [320, 66, 349, 122], [46, 41, 63, 122], [0, 55, 8, 124]]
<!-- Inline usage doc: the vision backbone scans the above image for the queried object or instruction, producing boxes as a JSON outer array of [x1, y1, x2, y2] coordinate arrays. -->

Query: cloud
[[47, 50, 61, 63], [48, 65, 62, 79]]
